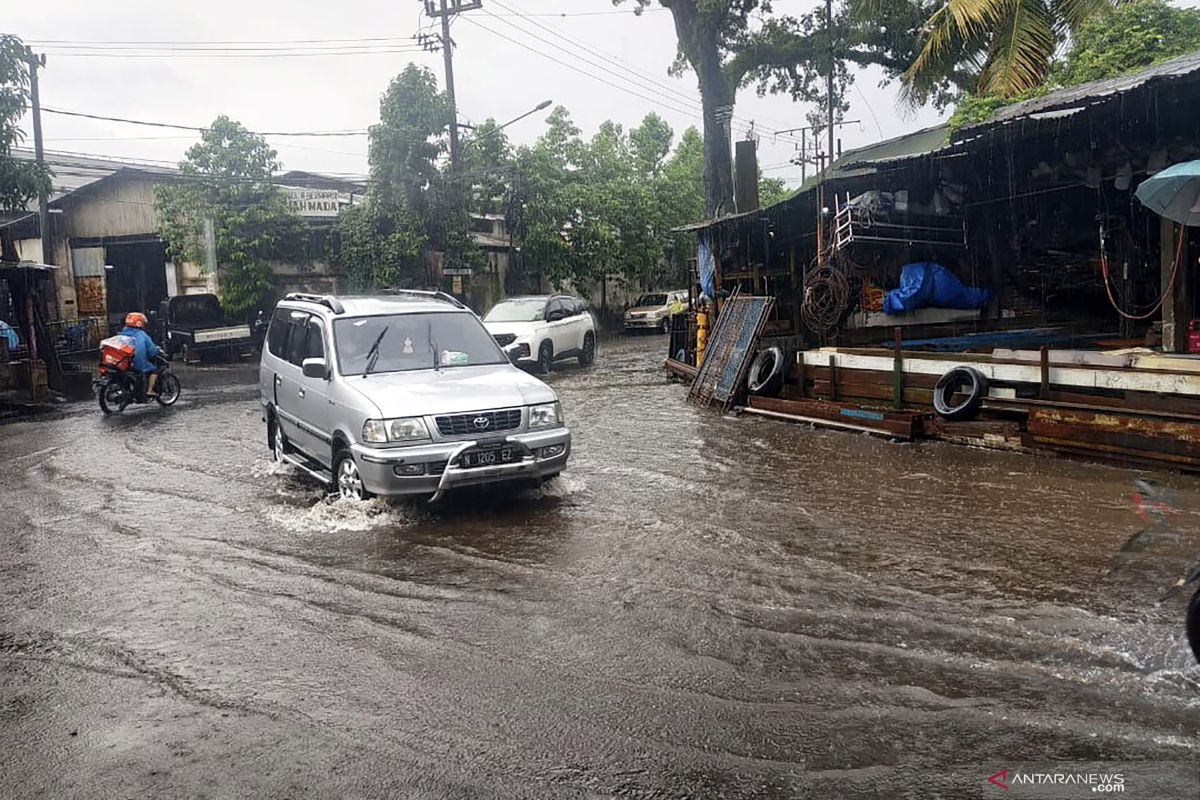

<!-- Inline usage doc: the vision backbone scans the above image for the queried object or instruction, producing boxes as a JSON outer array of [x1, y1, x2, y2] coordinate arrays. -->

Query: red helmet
[[124, 312, 148, 329]]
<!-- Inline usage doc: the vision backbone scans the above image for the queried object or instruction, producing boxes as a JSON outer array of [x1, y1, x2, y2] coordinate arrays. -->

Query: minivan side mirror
[[547, 309, 566, 322], [302, 357, 329, 380]]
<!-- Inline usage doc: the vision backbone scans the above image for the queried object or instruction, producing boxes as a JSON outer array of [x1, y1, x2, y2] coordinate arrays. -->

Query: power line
[[461, 15, 705, 125], [487, 0, 704, 116], [484, 0, 797, 145], [38, 48, 429, 59], [27, 36, 418, 45], [41, 107, 371, 137]]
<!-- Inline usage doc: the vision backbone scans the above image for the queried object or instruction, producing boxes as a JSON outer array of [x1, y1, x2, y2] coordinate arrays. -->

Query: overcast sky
[[11, 1, 949, 187]]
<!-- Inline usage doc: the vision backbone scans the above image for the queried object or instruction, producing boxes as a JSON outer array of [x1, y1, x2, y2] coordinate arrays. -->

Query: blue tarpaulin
[[0, 320, 18, 351], [697, 236, 715, 300], [883, 262, 990, 315]]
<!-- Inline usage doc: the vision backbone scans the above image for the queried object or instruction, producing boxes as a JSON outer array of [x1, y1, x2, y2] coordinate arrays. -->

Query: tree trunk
[[666, 3, 735, 219], [698, 68, 735, 219]]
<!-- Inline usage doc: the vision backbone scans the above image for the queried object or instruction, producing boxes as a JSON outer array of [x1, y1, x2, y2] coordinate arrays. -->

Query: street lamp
[[497, 99, 553, 131], [459, 100, 553, 145]]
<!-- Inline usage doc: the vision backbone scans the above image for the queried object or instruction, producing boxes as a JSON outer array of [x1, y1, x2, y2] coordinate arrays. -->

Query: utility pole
[[424, 0, 482, 172], [23, 48, 51, 266], [825, 0, 835, 176]]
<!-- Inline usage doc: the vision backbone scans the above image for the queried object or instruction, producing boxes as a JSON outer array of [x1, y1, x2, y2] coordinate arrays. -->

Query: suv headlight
[[362, 417, 430, 444], [528, 402, 563, 430]]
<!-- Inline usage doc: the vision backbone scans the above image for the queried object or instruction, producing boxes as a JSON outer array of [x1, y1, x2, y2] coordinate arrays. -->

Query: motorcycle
[[95, 345, 182, 415], [1106, 479, 1200, 664]]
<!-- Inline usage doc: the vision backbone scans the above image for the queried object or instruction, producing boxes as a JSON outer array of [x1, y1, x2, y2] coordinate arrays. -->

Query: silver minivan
[[260, 291, 571, 501]]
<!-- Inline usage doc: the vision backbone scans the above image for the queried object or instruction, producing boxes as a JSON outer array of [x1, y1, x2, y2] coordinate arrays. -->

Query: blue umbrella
[[1136, 160, 1200, 226]]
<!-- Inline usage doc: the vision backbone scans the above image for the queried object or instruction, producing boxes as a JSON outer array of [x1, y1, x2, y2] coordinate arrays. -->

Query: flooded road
[[1, 335, 1198, 798]]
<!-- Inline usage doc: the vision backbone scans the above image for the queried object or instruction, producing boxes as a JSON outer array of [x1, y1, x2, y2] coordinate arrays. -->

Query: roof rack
[[283, 293, 345, 314], [379, 288, 468, 310]]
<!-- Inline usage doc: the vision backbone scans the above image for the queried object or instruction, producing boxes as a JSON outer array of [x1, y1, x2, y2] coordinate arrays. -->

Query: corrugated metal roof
[[10, 147, 177, 208], [671, 124, 954, 233], [962, 48, 1200, 131]]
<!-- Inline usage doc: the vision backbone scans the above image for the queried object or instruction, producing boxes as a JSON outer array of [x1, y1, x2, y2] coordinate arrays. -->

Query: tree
[[0, 35, 51, 214], [460, 118, 513, 216], [362, 63, 483, 279], [1053, 0, 1200, 86], [330, 200, 426, 292], [758, 174, 790, 207], [155, 116, 306, 316], [616, 1, 926, 218], [901, 0, 1119, 103], [945, 0, 1200, 133]]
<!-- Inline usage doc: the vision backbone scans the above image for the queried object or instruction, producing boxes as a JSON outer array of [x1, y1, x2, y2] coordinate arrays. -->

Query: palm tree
[[900, 0, 1121, 104]]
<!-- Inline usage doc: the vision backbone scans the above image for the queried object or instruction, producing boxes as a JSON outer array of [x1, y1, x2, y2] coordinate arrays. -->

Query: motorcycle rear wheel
[[98, 379, 127, 415], [156, 373, 182, 406]]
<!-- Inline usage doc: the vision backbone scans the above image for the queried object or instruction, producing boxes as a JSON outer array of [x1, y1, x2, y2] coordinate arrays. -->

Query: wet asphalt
[[1, 335, 1199, 799]]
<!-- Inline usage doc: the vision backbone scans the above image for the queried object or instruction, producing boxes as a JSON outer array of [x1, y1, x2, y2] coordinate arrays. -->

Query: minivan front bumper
[[350, 427, 571, 499]]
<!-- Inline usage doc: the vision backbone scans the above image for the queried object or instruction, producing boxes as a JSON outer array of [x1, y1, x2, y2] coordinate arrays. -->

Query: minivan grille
[[492, 333, 517, 347], [435, 408, 522, 436]]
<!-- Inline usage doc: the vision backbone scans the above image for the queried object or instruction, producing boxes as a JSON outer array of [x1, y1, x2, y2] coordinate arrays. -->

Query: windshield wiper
[[428, 319, 440, 372], [363, 326, 389, 377]]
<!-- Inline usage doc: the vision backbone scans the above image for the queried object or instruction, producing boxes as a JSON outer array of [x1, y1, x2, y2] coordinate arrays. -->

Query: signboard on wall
[[281, 187, 352, 218]]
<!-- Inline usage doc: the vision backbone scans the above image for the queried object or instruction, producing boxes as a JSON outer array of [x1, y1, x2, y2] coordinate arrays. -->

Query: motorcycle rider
[[119, 312, 162, 398]]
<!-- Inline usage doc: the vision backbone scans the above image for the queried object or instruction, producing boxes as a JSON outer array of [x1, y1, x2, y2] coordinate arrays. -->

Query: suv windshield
[[334, 312, 508, 376], [484, 298, 547, 322], [635, 294, 667, 307]]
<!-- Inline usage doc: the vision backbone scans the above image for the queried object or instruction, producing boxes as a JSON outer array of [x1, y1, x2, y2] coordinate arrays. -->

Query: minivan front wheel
[[334, 450, 371, 502], [269, 415, 286, 462]]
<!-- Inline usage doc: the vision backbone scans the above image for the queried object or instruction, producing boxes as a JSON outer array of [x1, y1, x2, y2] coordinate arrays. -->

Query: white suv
[[483, 295, 596, 374]]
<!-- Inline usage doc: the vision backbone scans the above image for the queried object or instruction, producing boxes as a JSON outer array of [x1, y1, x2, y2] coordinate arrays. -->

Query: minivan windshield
[[333, 312, 508, 376], [484, 298, 548, 323], [635, 294, 668, 307]]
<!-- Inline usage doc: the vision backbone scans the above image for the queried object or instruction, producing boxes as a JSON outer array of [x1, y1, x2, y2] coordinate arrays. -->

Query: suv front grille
[[435, 408, 522, 437], [493, 333, 517, 347]]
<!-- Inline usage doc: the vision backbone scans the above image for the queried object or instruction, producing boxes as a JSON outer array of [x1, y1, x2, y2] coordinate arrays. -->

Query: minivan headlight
[[362, 417, 430, 444], [528, 402, 563, 430]]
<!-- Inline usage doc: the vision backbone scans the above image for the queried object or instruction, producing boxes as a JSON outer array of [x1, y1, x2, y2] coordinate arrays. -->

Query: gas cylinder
[[695, 307, 709, 367]]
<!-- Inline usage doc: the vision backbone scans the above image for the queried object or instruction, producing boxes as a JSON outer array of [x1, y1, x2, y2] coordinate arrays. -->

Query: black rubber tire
[[1187, 588, 1200, 665], [155, 373, 181, 406], [933, 366, 989, 421], [97, 378, 126, 415], [578, 332, 595, 367], [659, 316, 671, 334], [269, 413, 287, 462], [180, 342, 197, 365], [537, 342, 554, 375], [333, 449, 373, 502], [747, 347, 785, 397]]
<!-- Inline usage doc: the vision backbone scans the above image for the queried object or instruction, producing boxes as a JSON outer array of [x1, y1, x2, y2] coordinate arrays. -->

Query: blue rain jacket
[[119, 326, 161, 373]]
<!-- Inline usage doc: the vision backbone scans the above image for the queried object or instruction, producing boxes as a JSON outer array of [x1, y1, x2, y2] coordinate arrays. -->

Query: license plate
[[460, 447, 518, 468]]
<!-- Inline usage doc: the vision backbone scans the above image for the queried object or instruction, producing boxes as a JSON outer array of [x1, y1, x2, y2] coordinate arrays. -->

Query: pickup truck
[[156, 294, 258, 363]]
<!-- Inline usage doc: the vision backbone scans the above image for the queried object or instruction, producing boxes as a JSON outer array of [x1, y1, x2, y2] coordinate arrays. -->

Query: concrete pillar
[[1161, 218, 1192, 353]]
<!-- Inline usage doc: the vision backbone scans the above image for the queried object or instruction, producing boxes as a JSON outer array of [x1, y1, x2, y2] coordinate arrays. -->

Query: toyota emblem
[[473, 416, 491, 430]]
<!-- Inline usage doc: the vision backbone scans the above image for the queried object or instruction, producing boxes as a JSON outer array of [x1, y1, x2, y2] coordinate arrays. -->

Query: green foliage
[[946, 0, 1200, 133], [758, 175, 791, 208], [901, 0, 1118, 104], [946, 86, 1049, 133], [334, 63, 482, 291], [331, 201, 426, 291], [154, 116, 307, 316], [1053, 0, 1200, 85], [0, 35, 51, 214], [508, 110, 707, 298]]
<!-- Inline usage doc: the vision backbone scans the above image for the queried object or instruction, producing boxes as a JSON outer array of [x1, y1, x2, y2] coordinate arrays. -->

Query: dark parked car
[[157, 294, 257, 363]]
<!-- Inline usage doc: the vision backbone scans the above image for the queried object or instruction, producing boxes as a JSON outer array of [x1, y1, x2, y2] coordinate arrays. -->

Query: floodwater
[[1, 335, 1198, 798]]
